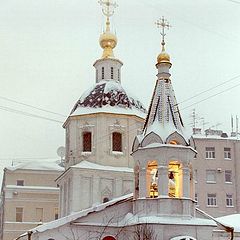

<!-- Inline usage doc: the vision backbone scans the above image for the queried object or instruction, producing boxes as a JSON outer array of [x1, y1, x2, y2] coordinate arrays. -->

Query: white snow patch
[[216, 214, 240, 232], [6, 159, 64, 172], [72, 160, 133, 173]]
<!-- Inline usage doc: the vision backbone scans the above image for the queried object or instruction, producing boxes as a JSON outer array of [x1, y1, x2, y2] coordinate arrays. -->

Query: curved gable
[[166, 131, 188, 146], [141, 131, 163, 147]]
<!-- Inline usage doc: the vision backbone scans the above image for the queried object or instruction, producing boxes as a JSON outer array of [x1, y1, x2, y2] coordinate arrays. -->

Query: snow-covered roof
[[69, 80, 146, 119], [216, 214, 240, 232], [5, 159, 64, 172], [193, 134, 240, 141], [71, 160, 133, 173], [24, 193, 133, 235]]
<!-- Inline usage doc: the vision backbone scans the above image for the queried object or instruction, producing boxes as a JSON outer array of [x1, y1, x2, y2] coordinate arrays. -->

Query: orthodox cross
[[98, 0, 118, 18], [155, 17, 171, 45]]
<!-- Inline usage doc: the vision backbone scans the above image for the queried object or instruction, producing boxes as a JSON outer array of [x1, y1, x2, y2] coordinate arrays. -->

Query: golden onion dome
[[157, 50, 170, 64], [99, 31, 117, 58]]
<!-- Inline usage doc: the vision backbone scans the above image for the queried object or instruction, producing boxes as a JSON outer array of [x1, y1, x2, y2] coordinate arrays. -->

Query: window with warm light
[[168, 162, 181, 198], [148, 161, 158, 198]]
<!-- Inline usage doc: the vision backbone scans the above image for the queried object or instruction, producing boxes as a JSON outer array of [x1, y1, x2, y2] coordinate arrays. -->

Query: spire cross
[[155, 17, 171, 47], [99, 0, 118, 18]]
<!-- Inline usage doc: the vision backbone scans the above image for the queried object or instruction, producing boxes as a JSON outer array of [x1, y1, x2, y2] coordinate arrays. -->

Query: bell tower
[[132, 17, 196, 218]]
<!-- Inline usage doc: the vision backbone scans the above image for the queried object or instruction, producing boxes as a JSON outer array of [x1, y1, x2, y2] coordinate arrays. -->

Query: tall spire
[[98, 0, 118, 59], [142, 17, 186, 141]]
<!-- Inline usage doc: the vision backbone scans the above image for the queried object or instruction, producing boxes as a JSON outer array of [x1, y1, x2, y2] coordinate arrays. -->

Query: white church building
[[16, 1, 240, 240]]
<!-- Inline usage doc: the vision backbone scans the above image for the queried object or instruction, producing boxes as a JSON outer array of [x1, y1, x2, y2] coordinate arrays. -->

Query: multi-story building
[[0, 159, 64, 240], [193, 128, 240, 217]]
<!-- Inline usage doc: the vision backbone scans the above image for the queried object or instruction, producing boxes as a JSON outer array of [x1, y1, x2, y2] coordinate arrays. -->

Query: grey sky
[[0, 0, 239, 161]]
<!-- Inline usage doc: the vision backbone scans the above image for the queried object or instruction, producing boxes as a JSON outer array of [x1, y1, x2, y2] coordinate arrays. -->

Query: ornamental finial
[[155, 17, 171, 51], [99, 0, 118, 32]]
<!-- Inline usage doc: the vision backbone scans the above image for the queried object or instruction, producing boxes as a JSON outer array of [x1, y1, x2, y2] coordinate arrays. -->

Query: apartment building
[[0, 159, 64, 240], [193, 128, 240, 217]]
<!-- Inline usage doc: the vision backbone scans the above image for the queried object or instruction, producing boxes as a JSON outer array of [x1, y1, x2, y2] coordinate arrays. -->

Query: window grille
[[112, 132, 122, 152], [83, 132, 92, 152]]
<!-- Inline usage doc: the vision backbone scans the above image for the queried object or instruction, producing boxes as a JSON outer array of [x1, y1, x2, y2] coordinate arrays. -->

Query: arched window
[[102, 67, 104, 79], [168, 161, 182, 198], [83, 132, 92, 152], [148, 161, 158, 198], [111, 67, 114, 79], [102, 237, 116, 240], [112, 132, 122, 152]]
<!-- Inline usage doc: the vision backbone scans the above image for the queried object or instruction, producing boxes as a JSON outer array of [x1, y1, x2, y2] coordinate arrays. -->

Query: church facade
[[15, 2, 236, 240]]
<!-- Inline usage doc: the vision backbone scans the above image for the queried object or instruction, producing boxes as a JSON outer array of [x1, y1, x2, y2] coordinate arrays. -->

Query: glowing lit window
[[83, 132, 92, 152], [112, 132, 122, 152], [170, 140, 178, 145], [148, 161, 158, 198]]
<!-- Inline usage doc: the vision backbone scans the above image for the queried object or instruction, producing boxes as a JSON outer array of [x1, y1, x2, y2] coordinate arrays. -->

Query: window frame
[[16, 180, 24, 186], [206, 170, 216, 183], [224, 147, 231, 160], [225, 170, 232, 183], [82, 131, 92, 152], [16, 207, 23, 222], [112, 132, 122, 152], [205, 147, 215, 159], [226, 194, 233, 207], [207, 193, 217, 206]]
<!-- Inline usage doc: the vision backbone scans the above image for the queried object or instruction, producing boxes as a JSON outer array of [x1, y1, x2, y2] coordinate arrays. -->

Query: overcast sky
[[0, 0, 239, 162]]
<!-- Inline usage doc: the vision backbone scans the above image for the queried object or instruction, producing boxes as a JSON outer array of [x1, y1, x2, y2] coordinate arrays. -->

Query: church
[[16, 1, 239, 240]]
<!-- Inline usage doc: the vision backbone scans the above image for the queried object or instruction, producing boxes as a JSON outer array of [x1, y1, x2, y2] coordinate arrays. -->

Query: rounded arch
[[166, 131, 188, 146], [141, 131, 163, 147], [102, 236, 116, 240]]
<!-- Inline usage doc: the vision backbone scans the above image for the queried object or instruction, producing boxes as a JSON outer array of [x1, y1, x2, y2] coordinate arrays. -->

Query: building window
[[16, 207, 23, 222], [205, 147, 215, 159], [112, 132, 122, 152], [54, 208, 58, 220], [36, 208, 43, 222], [225, 170, 232, 183], [83, 132, 92, 152], [224, 147, 231, 159], [206, 170, 216, 183], [102, 67, 104, 79], [111, 67, 114, 79], [207, 193, 217, 206], [226, 194, 233, 207], [16, 180, 24, 186]]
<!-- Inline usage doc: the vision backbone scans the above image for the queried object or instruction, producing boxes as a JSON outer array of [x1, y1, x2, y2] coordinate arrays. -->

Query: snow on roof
[[5, 185, 59, 191], [69, 80, 146, 119], [26, 193, 133, 234], [193, 134, 240, 141], [71, 160, 133, 173], [216, 214, 240, 232], [5, 159, 64, 172], [143, 120, 191, 145], [117, 214, 217, 227]]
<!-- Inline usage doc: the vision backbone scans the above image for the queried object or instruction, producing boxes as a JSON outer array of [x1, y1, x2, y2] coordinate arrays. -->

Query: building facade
[[0, 159, 63, 240], [192, 129, 240, 217]]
